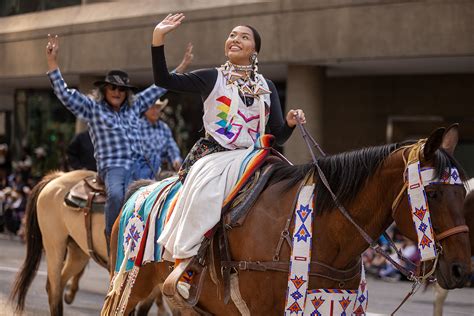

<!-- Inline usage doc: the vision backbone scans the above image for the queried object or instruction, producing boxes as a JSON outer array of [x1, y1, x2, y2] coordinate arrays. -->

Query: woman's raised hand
[[153, 13, 185, 46], [46, 34, 60, 71]]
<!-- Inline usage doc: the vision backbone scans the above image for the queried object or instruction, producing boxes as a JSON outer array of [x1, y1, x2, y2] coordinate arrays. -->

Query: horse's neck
[[312, 152, 405, 275]]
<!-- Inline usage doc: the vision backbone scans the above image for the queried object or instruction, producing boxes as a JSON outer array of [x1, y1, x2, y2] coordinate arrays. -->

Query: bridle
[[295, 120, 469, 314], [390, 149, 469, 246]]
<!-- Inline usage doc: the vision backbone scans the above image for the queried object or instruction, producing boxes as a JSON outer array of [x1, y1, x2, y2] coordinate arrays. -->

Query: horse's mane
[[125, 179, 155, 201], [41, 170, 64, 183], [269, 143, 467, 213]]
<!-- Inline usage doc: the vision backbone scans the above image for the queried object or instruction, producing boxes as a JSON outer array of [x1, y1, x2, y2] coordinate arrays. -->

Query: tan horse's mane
[[41, 170, 65, 182]]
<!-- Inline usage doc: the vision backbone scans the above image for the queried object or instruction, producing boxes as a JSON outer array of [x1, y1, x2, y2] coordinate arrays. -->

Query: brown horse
[[10, 170, 108, 315], [433, 179, 474, 316], [105, 125, 471, 315]]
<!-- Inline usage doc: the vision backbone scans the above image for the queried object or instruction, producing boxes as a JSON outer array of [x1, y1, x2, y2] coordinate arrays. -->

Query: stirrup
[[162, 257, 208, 307]]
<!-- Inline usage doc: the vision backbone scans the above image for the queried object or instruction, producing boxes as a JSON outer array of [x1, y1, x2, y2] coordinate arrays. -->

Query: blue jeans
[[100, 158, 159, 238], [130, 156, 161, 181], [100, 167, 132, 238]]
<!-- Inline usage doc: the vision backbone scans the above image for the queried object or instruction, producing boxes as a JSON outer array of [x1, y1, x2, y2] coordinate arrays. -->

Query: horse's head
[[392, 124, 471, 289]]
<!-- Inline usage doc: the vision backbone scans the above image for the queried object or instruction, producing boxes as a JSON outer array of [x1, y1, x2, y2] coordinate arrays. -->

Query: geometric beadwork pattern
[[295, 224, 311, 242], [420, 167, 463, 186], [353, 264, 369, 315], [214, 96, 235, 140], [407, 162, 437, 261], [123, 212, 145, 261], [283, 184, 371, 315], [284, 185, 314, 315], [304, 289, 357, 316]]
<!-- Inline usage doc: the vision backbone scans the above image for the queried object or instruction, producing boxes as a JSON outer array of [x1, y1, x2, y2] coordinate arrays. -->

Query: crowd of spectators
[[0, 140, 61, 239], [0, 143, 37, 239], [363, 225, 420, 282]]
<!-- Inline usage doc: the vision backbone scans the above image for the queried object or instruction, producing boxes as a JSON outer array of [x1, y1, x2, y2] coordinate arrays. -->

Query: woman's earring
[[250, 52, 258, 73], [250, 52, 258, 64]]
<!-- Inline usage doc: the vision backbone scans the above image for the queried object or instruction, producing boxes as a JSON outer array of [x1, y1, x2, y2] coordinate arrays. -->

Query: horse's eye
[[426, 190, 438, 199]]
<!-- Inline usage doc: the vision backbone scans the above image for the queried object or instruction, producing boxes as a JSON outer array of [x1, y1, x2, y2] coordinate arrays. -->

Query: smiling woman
[[145, 13, 308, 302]]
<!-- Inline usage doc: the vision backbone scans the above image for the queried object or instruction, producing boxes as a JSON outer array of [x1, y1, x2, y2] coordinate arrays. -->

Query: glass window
[[13, 89, 76, 175], [0, 0, 81, 17]]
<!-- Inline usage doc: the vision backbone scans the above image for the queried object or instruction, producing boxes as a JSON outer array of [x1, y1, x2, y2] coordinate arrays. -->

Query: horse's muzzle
[[437, 262, 469, 289]]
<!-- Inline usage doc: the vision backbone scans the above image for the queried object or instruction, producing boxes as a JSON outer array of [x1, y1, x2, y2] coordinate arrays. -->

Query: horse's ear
[[441, 123, 459, 155], [423, 127, 445, 160]]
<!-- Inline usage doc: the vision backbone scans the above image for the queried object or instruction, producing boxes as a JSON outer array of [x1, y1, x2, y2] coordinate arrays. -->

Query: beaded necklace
[[220, 61, 271, 98], [219, 61, 271, 137]]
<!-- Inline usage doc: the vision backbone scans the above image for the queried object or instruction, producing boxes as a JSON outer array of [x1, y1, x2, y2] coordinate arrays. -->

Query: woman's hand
[[152, 13, 185, 46], [46, 34, 59, 71], [286, 109, 306, 127], [175, 43, 194, 73]]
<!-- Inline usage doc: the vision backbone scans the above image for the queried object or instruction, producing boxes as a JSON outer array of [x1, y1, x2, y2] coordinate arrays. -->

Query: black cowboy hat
[[93, 70, 137, 91]]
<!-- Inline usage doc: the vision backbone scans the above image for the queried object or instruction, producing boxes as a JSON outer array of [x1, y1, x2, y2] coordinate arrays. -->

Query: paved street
[[0, 235, 472, 315]]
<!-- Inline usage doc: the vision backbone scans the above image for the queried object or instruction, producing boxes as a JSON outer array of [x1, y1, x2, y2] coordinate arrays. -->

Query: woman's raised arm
[[151, 15, 217, 98]]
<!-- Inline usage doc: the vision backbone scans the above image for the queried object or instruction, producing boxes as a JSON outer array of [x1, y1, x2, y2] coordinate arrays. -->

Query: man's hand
[[175, 43, 194, 73], [152, 13, 185, 46], [46, 34, 60, 71]]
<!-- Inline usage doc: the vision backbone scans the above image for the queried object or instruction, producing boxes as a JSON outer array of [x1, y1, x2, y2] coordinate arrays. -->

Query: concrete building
[[0, 0, 473, 173]]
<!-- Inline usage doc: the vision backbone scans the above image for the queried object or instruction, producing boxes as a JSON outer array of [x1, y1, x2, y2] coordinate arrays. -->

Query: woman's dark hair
[[244, 25, 261, 53]]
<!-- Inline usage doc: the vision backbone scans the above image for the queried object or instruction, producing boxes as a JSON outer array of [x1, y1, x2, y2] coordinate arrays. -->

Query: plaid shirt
[[140, 119, 182, 166], [48, 68, 167, 172]]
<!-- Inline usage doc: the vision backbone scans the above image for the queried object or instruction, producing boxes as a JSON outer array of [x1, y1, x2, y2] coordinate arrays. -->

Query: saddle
[[65, 175, 106, 211], [163, 154, 285, 308], [65, 174, 108, 269]]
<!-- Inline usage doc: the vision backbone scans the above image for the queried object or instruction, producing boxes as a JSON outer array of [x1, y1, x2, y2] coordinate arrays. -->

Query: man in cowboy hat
[[45, 34, 193, 243], [136, 98, 182, 180]]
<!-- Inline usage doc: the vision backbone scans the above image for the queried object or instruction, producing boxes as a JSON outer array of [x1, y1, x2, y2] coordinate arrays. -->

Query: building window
[[0, 0, 81, 17], [13, 89, 76, 175]]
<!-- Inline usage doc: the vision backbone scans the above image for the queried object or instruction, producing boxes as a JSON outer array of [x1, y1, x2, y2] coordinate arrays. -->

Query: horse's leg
[[122, 262, 172, 315], [433, 282, 449, 316], [135, 284, 161, 316], [42, 238, 67, 316], [64, 267, 85, 305], [37, 200, 70, 315], [62, 241, 89, 305]]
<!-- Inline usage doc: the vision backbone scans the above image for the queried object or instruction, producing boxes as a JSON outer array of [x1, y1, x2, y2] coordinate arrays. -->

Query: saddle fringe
[[101, 242, 132, 316], [230, 273, 250, 316]]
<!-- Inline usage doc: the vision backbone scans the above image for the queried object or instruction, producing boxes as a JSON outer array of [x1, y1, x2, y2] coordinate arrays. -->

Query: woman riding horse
[[151, 13, 307, 298], [104, 124, 471, 315]]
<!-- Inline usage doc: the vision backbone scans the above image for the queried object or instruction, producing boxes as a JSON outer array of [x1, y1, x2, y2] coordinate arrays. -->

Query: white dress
[[157, 67, 270, 260]]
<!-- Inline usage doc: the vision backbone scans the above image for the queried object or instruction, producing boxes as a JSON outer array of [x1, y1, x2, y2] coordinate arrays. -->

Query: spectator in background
[[31, 146, 48, 181], [3, 188, 26, 236], [137, 98, 182, 180], [46, 34, 193, 242], [66, 130, 97, 171], [0, 141, 10, 187], [13, 146, 32, 183]]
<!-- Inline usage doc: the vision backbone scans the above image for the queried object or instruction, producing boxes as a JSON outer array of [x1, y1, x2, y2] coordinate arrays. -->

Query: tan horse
[[105, 126, 472, 315], [10, 170, 172, 316], [10, 170, 108, 315]]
